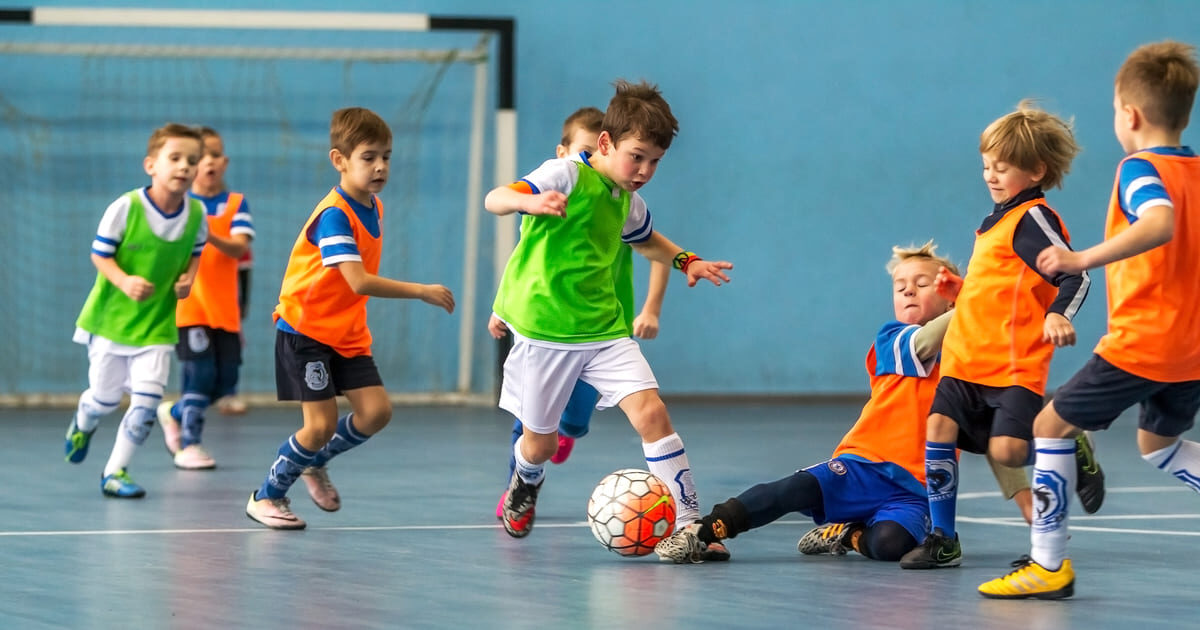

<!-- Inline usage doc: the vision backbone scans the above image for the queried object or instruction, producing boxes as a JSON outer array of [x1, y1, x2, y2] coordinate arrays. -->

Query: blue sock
[[258, 435, 316, 500], [507, 418, 523, 481], [169, 402, 182, 422], [310, 414, 369, 469], [178, 393, 210, 448], [925, 441, 959, 538]]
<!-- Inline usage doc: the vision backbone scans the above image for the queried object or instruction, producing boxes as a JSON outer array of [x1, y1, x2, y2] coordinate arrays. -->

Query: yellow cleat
[[978, 555, 1074, 599]]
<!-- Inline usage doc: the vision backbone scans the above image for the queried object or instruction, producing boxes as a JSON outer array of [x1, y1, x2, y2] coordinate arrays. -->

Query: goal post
[[0, 7, 517, 405]]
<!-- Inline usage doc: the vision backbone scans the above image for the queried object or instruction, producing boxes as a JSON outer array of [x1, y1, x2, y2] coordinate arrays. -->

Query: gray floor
[[1, 401, 1196, 629]]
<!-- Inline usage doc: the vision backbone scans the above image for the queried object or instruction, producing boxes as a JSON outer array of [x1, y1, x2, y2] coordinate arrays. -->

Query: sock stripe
[[1037, 447, 1076, 455], [645, 448, 685, 462], [1158, 442, 1184, 470]]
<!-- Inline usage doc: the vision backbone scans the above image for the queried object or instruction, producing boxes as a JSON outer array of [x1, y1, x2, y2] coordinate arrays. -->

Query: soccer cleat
[[495, 490, 506, 520], [245, 492, 307, 530], [501, 473, 541, 538], [301, 466, 341, 512], [655, 522, 706, 563], [899, 528, 962, 569], [64, 418, 95, 464], [101, 469, 146, 498], [700, 539, 732, 562], [797, 522, 860, 556], [216, 395, 248, 415], [173, 444, 216, 470], [549, 435, 576, 465], [157, 401, 181, 456], [1074, 432, 1105, 514], [978, 555, 1075, 599]]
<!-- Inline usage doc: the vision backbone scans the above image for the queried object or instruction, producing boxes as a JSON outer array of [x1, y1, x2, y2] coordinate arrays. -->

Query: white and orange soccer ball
[[586, 468, 676, 556]]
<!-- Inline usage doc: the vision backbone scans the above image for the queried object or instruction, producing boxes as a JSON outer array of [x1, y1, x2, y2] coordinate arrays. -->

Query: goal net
[[0, 9, 512, 404]]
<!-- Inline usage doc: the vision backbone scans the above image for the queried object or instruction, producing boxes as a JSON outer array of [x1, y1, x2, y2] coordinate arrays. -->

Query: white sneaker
[[245, 492, 306, 530], [301, 466, 341, 512], [217, 395, 248, 415], [173, 444, 216, 470], [655, 523, 705, 563], [157, 401, 180, 455]]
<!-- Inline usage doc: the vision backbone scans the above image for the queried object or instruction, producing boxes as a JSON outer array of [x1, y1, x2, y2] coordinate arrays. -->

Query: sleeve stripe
[[1124, 175, 1164, 209], [95, 235, 118, 246], [1029, 207, 1089, 320], [91, 248, 114, 258], [517, 179, 540, 194], [318, 235, 356, 248], [91, 240, 116, 254], [1131, 198, 1173, 218], [322, 253, 361, 266], [622, 214, 654, 243], [891, 325, 927, 377]]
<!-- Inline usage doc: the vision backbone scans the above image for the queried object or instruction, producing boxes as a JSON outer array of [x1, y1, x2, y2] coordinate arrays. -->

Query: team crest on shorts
[[827, 459, 847, 475], [305, 361, 329, 391], [188, 328, 210, 353]]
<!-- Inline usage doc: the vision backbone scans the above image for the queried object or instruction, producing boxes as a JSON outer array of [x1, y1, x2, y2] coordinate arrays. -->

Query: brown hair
[[1115, 40, 1200, 132], [146, 123, 203, 158], [196, 125, 220, 141], [979, 100, 1079, 190], [330, 107, 392, 156], [602, 79, 678, 150], [561, 107, 604, 147], [886, 240, 959, 277]]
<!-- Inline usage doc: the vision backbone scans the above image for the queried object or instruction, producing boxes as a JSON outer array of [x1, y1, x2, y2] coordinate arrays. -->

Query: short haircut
[[886, 240, 959, 277], [561, 107, 604, 147], [979, 100, 1079, 190], [146, 123, 203, 158], [602, 79, 678, 150], [1116, 40, 1199, 132], [196, 126, 221, 141], [330, 107, 392, 156]]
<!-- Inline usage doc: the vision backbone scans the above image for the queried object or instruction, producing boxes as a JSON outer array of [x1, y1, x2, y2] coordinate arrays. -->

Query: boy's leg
[[552, 380, 598, 464], [497, 418, 524, 519], [101, 347, 170, 498], [987, 454, 1033, 524], [300, 382, 390, 513], [66, 346, 125, 464], [899, 412, 962, 569]]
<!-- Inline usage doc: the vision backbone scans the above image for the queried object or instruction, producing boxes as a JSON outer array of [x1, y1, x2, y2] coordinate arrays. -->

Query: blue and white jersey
[[1117, 146, 1195, 223], [874, 320, 936, 378], [304, 186, 382, 267], [188, 190, 255, 239], [91, 186, 208, 259], [518, 152, 654, 243]]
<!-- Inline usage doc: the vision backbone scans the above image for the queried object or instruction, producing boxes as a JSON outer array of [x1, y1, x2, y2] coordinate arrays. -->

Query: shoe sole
[[174, 462, 217, 470], [900, 557, 962, 569], [979, 583, 1074, 600], [245, 511, 307, 530], [102, 490, 146, 499], [309, 498, 341, 512]]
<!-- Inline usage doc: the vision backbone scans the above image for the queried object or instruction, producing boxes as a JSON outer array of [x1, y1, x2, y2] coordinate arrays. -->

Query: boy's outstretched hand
[[422, 284, 456, 313], [524, 191, 567, 218], [1042, 312, 1076, 347], [1037, 245, 1085, 275], [686, 260, 733, 287], [935, 266, 963, 302]]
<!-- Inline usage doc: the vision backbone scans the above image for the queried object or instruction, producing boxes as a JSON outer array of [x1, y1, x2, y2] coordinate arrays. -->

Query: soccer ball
[[586, 468, 676, 556]]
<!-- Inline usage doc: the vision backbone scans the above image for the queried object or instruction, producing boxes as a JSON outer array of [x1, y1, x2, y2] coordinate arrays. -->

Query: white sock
[[103, 397, 157, 477], [76, 389, 118, 432], [1143, 439, 1200, 493], [643, 432, 699, 527], [1029, 437, 1075, 570], [513, 436, 545, 486]]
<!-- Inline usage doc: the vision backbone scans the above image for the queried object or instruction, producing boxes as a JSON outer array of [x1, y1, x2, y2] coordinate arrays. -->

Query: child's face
[[144, 136, 202, 196], [555, 126, 599, 159], [334, 140, 392, 196], [596, 131, 665, 192], [194, 135, 229, 191], [891, 259, 951, 326], [981, 151, 1044, 204], [1112, 90, 1137, 154]]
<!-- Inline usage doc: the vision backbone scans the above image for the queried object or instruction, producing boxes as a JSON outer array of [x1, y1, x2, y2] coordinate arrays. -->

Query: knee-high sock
[[76, 389, 119, 432], [506, 418, 523, 481], [1144, 439, 1200, 494], [512, 436, 545, 486], [1030, 437, 1075, 570], [258, 435, 316, 500], [177, 393, 210, 449], [103, 392, 160, 476], [925, 441, 959, 537], [310, 414, 369, 468], [643, 433, 699, 527]]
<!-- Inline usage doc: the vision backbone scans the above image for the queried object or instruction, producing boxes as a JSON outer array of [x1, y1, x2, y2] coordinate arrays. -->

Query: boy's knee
[[522, 431, 559, 461]]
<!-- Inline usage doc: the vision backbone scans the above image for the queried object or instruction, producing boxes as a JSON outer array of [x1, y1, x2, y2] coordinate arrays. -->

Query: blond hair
[[330, 107, 391, 156], [886, 240, 959, 277], [979, 100, 1079, 190], [602, 79, 678, 149], [561, 107, 604, 147], [146, 123, 203, 158], [1116, 40, 1199, 132]]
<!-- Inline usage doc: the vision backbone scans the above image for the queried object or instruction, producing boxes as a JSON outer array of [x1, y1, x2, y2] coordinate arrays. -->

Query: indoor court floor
[[1, 400, 1196, 629]]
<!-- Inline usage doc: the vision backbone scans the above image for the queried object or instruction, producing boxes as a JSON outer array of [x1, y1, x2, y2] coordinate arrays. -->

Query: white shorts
[[499, 334, 658, 435], [75, 330, 172, 400]]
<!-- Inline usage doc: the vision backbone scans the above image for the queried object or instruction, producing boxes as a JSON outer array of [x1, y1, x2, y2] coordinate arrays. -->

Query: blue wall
[[3, 0, 1198, 396]]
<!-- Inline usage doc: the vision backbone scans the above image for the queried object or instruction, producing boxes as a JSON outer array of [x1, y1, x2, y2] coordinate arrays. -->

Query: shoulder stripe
[[1124, 175, 1164, 209], [318, 235, 356, 248], [322, 253, 361, 266]]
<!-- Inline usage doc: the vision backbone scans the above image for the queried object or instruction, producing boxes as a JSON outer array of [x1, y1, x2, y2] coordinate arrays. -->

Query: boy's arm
[[631, 231, 733, 287], [632, 261, 671, 339], [484, 184, 566, 217], [91, 253, 154, 301], [1012, 210, 1090, 320], [205, 233, 251, 259], [912, 309, 954, 362], [174, 256, 201, 299], [336, 260, 455, 313], [1039, 205, 1174, 274]]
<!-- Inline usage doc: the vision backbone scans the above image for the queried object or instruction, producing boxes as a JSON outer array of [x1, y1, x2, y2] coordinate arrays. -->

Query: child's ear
[[554, 144, 569, 159], [1032, 161, 1048, 184], [596, 130, 614, 155], [329, 148, 346, 171], [143, 155, 155, 176]]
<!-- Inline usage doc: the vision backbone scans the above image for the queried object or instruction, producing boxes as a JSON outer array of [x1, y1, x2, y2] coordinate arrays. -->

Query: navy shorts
[[274, 329, 382, 402], [176, 325, 242, 364], [801, 457, 930, 544], [929, 376, 1043, 454], [1051, 354, 1200, 437]]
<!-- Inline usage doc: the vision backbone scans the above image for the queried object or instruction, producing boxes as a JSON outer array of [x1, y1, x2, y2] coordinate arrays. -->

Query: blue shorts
[[802, 457, 930, 544]]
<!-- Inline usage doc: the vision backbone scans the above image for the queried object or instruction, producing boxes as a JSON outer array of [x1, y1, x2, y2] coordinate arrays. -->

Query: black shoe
[[500, 474, 541, 538], [1074, 432, 1105, 514], [899, 528, 962, 569]]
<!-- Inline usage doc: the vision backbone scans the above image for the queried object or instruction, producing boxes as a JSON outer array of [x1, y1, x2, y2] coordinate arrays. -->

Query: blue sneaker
[[101, 469, 146, 498], [64, 419, 95, 464]]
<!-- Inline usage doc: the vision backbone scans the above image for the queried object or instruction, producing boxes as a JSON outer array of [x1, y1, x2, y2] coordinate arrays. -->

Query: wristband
[[672, 250, 701, 273]]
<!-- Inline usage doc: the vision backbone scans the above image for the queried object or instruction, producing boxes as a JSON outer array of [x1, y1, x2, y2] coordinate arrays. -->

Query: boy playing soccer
[[656, 242, 959, 563], [245, 107, 455, 529], [979, 40, 1200, 600], [487, 80, 733, 560], [157, 126, 255, 469], [900, 101, 1104, 569], [64, 123, 207, 498], [489, 106, 672, 518]]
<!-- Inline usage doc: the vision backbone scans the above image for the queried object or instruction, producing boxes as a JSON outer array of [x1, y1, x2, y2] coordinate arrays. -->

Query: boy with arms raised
[[64, 123, 207, 498], [980, 40, 1200, 600], [899, 102, 1105, 570], [158, 126, 255, 469], [487, 80, 732, 560], [489, 106, 672, 518], [245, 107, 454, 529]]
